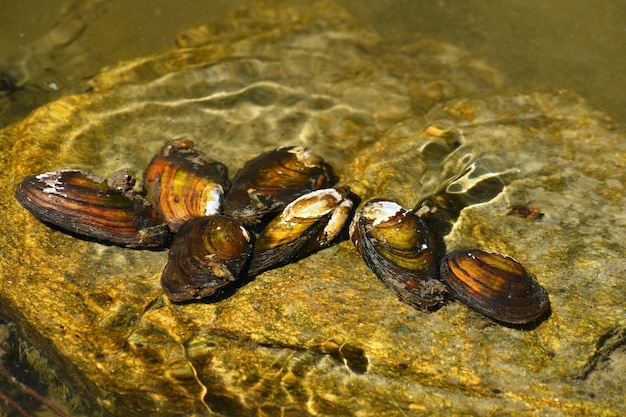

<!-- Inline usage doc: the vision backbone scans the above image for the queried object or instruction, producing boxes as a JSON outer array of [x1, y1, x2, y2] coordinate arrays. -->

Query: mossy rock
[[1, 1, 624, 416]]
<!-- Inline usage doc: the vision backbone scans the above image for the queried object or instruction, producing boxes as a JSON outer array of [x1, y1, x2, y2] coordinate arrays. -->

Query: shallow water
[[1, 0, 625, 128], [1, 1, 625, 416]]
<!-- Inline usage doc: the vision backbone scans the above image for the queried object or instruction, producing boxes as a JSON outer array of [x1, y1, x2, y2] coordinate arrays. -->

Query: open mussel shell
[[350, 200, 446, 311], [15, 169, 170, 248], [222, 146, 336, 227], [143, 139, 229, 232], [439, 249, 550, 324], [248, 186, 356, 276], [161, 215, 254, 302]]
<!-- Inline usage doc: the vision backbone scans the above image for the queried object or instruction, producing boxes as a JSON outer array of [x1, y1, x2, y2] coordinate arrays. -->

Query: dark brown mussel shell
[[144, 139, 229, 232], [222, 146, 336, 227], [161, 215, 254, 302], [439, 249, 550, 324], [248, 186, 356, 276], [350, 200, 446, 310], [15, 169, 170, 248]]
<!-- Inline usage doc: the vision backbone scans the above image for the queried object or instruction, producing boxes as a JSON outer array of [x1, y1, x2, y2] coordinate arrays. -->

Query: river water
[[1, 1, 625, 416], [2, 0, 625, 128]]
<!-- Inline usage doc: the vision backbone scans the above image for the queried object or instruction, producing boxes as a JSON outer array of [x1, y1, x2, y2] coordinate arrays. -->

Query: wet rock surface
[[1, 1, 625, 416]]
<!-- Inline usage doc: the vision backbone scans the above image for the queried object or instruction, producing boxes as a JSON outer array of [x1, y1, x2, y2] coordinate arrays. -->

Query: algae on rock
[[0, 1, 625, 416]]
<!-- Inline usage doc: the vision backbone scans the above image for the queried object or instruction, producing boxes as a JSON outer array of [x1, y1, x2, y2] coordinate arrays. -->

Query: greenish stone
[[1, 1, 624, 416]]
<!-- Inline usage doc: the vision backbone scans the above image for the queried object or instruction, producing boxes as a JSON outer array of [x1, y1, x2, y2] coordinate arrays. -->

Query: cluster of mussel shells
[[15, 140, 550, 325]]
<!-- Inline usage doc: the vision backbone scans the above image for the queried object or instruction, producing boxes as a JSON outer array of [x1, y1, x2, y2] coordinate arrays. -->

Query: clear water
[[1, 1, 625, 415], [1, 0, 625, 128]]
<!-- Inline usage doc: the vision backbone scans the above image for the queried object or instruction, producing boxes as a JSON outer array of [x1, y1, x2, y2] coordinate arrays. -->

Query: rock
[[1, 1, 624, 416]]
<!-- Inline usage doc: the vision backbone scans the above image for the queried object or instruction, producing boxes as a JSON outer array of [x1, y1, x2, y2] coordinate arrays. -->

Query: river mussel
[[439, 249, 550, 324], [15, 140, 551, 326], [350, 199, 447, 311], [249, 186, 357, 276], [15, 169, 170, 248], [349, 198, 550, 324], [222, 146, 337, 227], [161, 215, 254, 302], [15, 143, 345, 303], [143, 139, 229, 232], [151, 144, 344, 301]]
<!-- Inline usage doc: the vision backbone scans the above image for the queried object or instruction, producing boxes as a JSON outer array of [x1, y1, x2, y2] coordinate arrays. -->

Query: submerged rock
[[1, 1, 625, 416]]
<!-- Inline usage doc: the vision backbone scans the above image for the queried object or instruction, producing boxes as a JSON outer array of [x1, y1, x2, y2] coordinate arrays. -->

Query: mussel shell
[[161, 215, 254, 302], [248, 186, 356, 276], [144, 139, 229, 232], [350, 200, 446, 310], [439, 249, 550, 324], [15, 169, 170, 248], [222, 146, 336, 226]]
